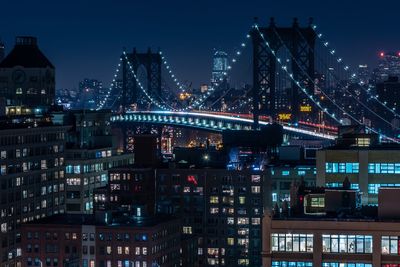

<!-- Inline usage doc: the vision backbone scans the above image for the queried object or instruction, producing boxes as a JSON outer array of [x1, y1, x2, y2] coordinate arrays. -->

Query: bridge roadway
[[110, 110, 337, 140]]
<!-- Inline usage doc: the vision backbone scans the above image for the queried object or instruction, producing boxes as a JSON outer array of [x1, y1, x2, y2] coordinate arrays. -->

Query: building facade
[[20, 214, 181, 267], [0, 36, 55, 115], [60, 110, 134, 214], [316, 146, 400, 205], [0, 119, 68, 267]]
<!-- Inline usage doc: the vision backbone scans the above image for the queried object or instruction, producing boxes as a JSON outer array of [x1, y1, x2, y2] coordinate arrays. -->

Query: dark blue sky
[[1, 0, 399, 89]]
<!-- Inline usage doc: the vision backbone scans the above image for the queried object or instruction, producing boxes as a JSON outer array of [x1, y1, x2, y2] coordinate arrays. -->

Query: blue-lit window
[[282, 170, 290, 176], [326, 163, 359, 174], [297, 171, 306, 176], [368, 163, 400, 174], [325, 183, 359, 190], [322, 263, 371, 267], [272, 262, 312, 267], [368, 184, 400, 194]]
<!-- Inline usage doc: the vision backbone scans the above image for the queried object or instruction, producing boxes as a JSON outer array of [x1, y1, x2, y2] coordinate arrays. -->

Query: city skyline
[[1, 0, 400, 89]]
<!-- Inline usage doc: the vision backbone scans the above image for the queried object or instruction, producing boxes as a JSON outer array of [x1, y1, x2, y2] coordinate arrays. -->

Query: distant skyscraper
[[211, 50, 228, 85], [377, 51, 400, 81], [78, 78, 103, 109], [357, 64, 370, 85]]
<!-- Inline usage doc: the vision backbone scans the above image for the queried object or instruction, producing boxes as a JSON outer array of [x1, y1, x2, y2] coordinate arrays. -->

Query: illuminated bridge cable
[[191, 30, 252, 110], [96, 56, 123, 110], [311, 23, 400, 118], [122, 51, 171, 111], [159, 51, 186, 93], [291, 27, 399, 130], [255, 25, 398, 143]]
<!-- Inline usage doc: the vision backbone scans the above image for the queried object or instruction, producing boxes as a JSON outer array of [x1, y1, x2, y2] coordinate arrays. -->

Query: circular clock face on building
[[12, 69, 26, 84]]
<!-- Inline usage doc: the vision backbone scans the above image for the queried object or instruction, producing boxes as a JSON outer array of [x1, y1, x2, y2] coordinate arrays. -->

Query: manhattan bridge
[[95, 18, 400, 145]]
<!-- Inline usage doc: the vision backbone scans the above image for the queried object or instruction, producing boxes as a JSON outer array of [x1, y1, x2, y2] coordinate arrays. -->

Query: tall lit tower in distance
[[211, 50, 228, 85]]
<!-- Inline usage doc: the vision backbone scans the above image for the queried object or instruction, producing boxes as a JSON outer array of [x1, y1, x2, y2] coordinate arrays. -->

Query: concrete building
[[56, 110, 133, 214], [316, 128, 400, 205], [0, 36, 55, 115], [20, 213, 180, 267], [0, 116, 69, 267], [262, 187, 400, 267]]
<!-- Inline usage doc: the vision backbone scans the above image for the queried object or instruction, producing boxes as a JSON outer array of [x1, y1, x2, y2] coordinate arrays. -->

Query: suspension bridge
[[96, 18, 400, 143]]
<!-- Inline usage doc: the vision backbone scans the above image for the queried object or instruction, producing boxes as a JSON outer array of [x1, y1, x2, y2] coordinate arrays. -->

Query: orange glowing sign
[[278, 113, 292, 120], [300, 105, 312, 112]]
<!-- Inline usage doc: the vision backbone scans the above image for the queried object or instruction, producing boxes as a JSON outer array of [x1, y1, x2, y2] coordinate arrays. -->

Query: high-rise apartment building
[[0, 117, 69, 267]]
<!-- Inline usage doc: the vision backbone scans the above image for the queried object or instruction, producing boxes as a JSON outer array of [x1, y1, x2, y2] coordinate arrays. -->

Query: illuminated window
[[325, 162, 359, 174], [368, 163, 400, 174], [251, 218, 260, 225], [106, 246, 111, 255], [239, 196, 246, 204], [271, 233, 313, 252], [251, 175, 260, 183], [183, 226, 192, 234], [272, 262, 312, 267], [322, 263, 371, 267], [117, 246, 122, 254], [251, 186, 260, 194], [227, 238, 234, 245], [237, 218, 249, 225], [210, 196, 219, 204], [322, 234, 372, 254], [210, 207, 219, 214], [382, 236, 400, 255]]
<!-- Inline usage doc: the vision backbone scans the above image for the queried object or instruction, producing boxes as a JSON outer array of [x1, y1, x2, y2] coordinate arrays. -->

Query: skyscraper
[[211, 50, 228, 85]]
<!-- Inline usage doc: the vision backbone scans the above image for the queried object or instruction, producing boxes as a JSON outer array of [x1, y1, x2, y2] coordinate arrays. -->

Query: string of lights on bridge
[[256, 24, 399, 143], [159, 51, 186, 93], [289, 27, 398, 130], [122, 51, 172, 111], [96, 57, 123, 110], [311, 23, 400, 118], [192, 31, 252, 110]]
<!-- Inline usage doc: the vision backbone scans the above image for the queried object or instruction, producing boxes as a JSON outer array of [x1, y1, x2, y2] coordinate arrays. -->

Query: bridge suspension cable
[[290, 26, 399, 130], [159, 51, 186, 93], [122, 51, 172, 111], [96, 57, 123, 110], [311, 23, 400, 118], [255, 25, 398, 142]]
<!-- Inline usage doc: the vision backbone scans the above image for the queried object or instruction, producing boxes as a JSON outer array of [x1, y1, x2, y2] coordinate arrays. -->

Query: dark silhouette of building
[[0, 37, 55, 115]]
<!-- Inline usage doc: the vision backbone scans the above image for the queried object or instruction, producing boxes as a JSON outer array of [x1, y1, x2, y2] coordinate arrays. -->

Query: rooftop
[[0, 36, 54, 68]]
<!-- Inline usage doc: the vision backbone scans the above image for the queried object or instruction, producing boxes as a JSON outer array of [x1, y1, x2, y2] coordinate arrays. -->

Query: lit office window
[[322, 263, 371, 267], [272, 261, 312, 267], [326, 183, 359, 190], [368, 184, 400, 194], [382, 236, 400, 255], [368, 163, 400, 174], [326, 163, 359, 174], [271, 233, 313, 252], [322, 234, 372, 253]]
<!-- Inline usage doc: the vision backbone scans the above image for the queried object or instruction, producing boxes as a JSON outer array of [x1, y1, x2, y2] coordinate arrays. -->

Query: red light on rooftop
[[380, 52, 385, 57], [398, 52, 400, 57]]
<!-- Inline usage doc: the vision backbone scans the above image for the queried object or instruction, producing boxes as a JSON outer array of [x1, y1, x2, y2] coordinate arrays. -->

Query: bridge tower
[[121, 48, 162, 111], [251, 17, 316, 127]]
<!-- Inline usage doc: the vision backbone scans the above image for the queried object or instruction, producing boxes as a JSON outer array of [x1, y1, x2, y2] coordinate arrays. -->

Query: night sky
[[1, 0, 399, 89]]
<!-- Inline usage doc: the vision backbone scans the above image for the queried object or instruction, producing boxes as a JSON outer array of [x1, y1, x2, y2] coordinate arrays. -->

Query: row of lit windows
[[326, 183, 359, 190], [271, 234, 313, 252], [322, 234, 372, 254], [272, 262, 372, 267], [227, 217, 260, 225], [368, 163, 400, 174], [271, 234, 373, 254], [368, 184, 400, 194], [325, 163, 359, 174], [1, 145, 62, 160]]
